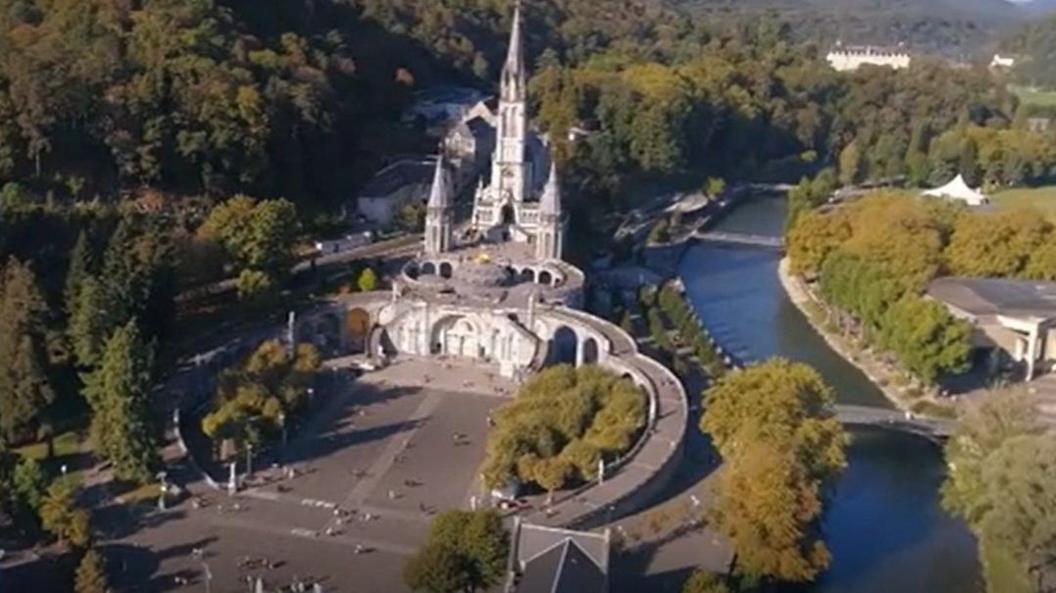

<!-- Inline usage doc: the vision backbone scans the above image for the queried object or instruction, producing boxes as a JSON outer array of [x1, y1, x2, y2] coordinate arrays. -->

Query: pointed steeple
[[501, 1, 525, 101], [540, 160, 561, 215], [427, 154, 450, 210]]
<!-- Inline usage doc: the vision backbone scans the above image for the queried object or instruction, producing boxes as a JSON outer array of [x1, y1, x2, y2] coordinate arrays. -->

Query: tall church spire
[[501, 1, 526, 102]]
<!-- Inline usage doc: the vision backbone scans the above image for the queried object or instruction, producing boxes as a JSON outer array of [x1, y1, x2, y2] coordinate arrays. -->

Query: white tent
[[922, 174, 989, 206]]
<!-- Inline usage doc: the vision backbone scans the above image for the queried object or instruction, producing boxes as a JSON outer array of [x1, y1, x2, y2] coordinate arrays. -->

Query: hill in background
[[671, 0, 1044, 57]]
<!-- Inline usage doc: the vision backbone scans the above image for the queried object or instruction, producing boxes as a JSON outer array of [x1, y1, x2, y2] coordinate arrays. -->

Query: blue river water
[[677, 195, 983, 593]]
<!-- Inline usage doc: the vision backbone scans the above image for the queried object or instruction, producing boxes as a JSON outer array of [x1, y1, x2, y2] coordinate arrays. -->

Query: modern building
[[505, 520, 610, 593], [826, 44, 911, 72], [928, 276, 1056, 381]]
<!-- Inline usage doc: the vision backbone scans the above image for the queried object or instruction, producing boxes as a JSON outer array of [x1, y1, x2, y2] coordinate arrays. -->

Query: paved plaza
[[108, 358, 513, 593]]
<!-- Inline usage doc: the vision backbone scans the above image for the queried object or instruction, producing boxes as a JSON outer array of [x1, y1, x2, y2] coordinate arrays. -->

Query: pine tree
[[39, 478, 91, 549], [64, 231, 94, 317], [81, 322, 158, 484], [0, 258, 55, 443], [75, 549, 109, 593], [69, 277, 107, 368]]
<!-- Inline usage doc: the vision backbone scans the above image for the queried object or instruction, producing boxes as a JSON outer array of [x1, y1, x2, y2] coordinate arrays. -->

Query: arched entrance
[[346, 308, 371, 353], [421, 261, 437, 275], [501, 204, 515, 225], [439, 262, 453, 279], [538, 270, 553, 286], [549, 326, 578, 365], [432, 316, 480, 359], [582, 337, 599, 365]]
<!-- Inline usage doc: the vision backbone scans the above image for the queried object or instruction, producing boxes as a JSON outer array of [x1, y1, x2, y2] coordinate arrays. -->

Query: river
[[677, 195, 983, 593]]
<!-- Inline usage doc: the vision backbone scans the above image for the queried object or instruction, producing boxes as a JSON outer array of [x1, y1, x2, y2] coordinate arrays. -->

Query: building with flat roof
[[928, 276, 1056, 381]]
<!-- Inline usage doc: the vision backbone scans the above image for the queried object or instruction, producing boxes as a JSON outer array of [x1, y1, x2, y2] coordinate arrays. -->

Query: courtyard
[[107, 357, 513, 593]]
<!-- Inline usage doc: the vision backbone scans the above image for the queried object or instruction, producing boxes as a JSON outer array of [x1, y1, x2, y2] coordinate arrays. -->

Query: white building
[[354, 158, 436, 227], [467, 5, 561, 256], [826, 45, 911, 72], [990, 54, 1016, 69]]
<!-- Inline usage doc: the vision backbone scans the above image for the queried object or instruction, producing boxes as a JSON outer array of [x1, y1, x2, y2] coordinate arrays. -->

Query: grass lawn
[[1010, 85, 1056, 107], [991, 185, 1056, 219], [15, 431, 84, 461]]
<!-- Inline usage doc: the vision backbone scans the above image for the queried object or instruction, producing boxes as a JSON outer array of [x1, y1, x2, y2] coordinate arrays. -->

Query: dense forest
[[1003, 12, 1056, 87], [675, 0, 1033, 57]]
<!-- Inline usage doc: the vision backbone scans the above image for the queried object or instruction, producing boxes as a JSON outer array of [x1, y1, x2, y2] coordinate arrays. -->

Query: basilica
[[462, 3, 564, 260]]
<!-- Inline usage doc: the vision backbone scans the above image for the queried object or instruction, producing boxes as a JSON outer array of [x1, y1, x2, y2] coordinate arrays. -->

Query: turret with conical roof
[[424, 155, 453, 255], [535, 160, 565, 261]]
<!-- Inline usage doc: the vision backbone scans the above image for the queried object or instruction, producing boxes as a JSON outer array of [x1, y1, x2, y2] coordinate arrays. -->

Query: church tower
[[536, 161, 564, 261], [489, 1, 531, 216], [424, 155, 453, 255]]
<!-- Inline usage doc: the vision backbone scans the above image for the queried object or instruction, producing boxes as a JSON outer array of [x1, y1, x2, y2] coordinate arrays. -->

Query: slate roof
[[515, 524, 609, 571], [516, 539, 606, 593]]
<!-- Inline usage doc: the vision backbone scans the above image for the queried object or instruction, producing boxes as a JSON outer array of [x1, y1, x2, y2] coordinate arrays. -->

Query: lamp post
[[245, 443, 253, 478], [279, 412, 288, 463]]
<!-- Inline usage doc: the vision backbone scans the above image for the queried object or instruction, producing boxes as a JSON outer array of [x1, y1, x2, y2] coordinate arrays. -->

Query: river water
[[677, 195, 983, 593]]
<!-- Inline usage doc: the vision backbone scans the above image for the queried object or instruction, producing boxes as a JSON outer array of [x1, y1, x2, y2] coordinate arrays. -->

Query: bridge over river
[[833, 404, 955, 440], [693, 230, 785, 250]]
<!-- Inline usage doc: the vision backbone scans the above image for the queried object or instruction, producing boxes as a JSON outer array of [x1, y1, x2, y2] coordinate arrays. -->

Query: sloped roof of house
[[516, 539, 606, 593]]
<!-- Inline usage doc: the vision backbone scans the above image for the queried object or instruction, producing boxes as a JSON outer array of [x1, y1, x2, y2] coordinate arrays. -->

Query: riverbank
[[777, 257, 956, 417]]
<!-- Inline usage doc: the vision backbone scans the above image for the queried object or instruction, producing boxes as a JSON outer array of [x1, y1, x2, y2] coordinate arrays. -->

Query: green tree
[[357, 267, 379, 292], [838, 141, 862, 187], [40, 478, 91, 549], [81, 322, 158, 484], [64, 231, 94, 316], [69, 277, 108, 368], [945, 209, 1051, 278], [705, 177, 726, 197], [0, 258, 55, 443], [404, 542, 469, 593], [200, 196, 298, 282], [236, 269, 272, 300], [75, 548, 109, 593], [943, 389, 1043, 527], [701, 359, 847, 583], [879, 296, 971, 385], [404, 510, 509, 593], [682, 570, 730, 593]]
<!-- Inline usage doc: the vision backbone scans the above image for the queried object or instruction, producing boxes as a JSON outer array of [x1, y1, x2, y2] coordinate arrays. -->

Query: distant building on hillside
[[1028, 117, 1052, 133], [826, 43, 911, 72], [990, 54, 1016, 69]]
